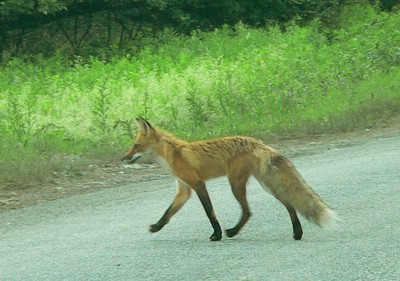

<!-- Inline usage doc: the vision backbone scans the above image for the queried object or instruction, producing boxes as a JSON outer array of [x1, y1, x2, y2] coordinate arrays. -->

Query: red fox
[[122, 118, 337, 241]]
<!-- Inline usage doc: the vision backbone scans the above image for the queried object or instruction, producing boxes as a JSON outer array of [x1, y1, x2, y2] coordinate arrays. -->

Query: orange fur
[[122, 118, 337, 241]]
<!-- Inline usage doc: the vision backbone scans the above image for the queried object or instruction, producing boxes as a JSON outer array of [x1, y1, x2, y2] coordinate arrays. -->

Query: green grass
[[1, 4, 400, 187]]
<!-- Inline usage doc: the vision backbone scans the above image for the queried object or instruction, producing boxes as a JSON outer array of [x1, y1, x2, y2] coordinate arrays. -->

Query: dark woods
[[1, 0, 398, 63]]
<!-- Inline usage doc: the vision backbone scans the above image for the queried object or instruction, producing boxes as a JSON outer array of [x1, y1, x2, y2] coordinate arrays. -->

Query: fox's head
[[121, 118, 160, 164]]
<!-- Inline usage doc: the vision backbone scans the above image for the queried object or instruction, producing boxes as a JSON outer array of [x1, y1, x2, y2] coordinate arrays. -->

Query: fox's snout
[[121, 147, 136, 163], [121, 154, 133, 163], [121, 152, 143, 164]]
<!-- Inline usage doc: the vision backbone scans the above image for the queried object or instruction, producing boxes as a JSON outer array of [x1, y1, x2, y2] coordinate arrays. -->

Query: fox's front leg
[[193, 181, 222, 241], [149, 181, 191, 233]]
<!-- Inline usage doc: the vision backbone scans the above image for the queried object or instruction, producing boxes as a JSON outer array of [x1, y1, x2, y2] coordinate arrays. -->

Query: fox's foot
[[293, 232, 302, 240], [209, 231, 222, 241], [149, 223, 165, 233], [225, 227, 239, 238], [293, 227, 303, 240]]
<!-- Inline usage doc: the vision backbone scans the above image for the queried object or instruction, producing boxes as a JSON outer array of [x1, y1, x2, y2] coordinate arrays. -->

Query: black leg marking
[[149, 205, 171, 233], [286, 206, 303, 240], [195, 182, 222, 241], [149, 183, 191, 234]]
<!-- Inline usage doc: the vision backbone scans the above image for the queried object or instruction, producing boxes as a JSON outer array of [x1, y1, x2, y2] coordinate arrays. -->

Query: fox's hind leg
[[255, 175, 303, 240], [257, 182, 304, 240], [265, 154, 303, 240], [284, 205, 303, 240], [226, 161, 252, 238]]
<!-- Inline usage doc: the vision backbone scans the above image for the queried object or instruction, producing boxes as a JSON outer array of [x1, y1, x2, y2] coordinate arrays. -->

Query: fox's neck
[[154, 130, 187, 172], [160, 130, 187, 148]]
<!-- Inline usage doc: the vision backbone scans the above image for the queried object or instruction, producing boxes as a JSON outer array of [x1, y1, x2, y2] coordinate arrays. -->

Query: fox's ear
[[136, 118, 153, 135]]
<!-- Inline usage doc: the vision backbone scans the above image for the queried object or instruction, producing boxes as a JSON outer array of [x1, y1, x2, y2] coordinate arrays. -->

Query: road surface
[[1, 135, 400, 280]]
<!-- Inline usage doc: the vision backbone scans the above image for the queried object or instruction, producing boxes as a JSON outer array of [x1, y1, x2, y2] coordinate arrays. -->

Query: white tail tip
[[320, 209, 340, 228]]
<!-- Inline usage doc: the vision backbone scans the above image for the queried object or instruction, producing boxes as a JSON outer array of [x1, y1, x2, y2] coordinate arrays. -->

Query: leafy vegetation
[[1, 4, 400, 187]]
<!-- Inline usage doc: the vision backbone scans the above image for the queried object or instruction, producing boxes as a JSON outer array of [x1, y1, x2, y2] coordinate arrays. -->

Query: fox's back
[[179, 136, 273, 179]]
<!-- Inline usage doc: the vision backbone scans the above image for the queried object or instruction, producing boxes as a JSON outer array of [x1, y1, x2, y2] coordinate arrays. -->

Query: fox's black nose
[[121, 155, 133, 162]]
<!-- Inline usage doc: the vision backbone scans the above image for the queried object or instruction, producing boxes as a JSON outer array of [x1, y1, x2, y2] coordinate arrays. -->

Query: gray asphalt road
[[1, 135, 400, 281]]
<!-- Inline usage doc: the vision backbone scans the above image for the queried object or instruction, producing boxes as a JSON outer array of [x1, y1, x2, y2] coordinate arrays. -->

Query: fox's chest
[[155, 155, 173, 173]]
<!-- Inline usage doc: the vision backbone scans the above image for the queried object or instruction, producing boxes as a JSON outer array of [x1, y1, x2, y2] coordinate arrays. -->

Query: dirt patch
[[1, 115, 399, 212]]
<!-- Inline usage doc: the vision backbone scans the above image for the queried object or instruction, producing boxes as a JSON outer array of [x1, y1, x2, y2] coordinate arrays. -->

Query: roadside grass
[[1, 4, 399, 189], [275, 70, 400, 135]]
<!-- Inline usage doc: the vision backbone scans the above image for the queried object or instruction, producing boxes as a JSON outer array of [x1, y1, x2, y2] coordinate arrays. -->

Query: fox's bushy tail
[[290, 184, 338, 227], [258, 154, 338, 227]]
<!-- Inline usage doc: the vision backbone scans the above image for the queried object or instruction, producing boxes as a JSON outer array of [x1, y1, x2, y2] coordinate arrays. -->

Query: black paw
[[149, 223, 164, 233], [226, 228, 239, 238], [209, 231, 222, 241], [293, 230, 303, 240]]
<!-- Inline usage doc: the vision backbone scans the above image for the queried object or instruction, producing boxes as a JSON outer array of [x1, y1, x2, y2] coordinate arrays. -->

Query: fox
[[122, 118, 337, 241]]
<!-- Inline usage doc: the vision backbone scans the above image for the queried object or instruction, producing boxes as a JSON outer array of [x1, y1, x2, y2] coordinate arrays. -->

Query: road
[[1, 135, 400, 280]]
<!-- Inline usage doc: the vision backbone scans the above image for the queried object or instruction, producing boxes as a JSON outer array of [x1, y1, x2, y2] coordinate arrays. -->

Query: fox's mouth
[[121, 154, 143, 164]]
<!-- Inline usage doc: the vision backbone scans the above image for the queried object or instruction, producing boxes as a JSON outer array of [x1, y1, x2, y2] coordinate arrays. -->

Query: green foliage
[[1, 3, 400, 185], [0, 0, 67, 17]]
